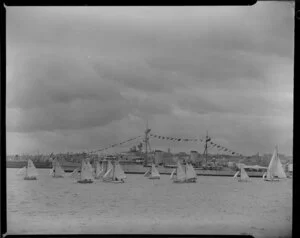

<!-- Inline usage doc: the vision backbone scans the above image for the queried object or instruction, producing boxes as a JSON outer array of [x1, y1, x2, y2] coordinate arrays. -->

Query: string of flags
[[88, 135, 142, 154], [148, 133, 243, 156]]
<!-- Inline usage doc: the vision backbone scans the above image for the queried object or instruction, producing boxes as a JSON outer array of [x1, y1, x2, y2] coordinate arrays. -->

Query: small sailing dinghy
[[233, 165, 250, 182], [24, 159, 38, 180], [170, 161, 186, 183], [103, 160, 126, 183], [50, 158, 65, 178], [185, 162, 197, 183], [264, 146, 287, 182], [77, 159, 94, 184], [145, 164, 160, 179]]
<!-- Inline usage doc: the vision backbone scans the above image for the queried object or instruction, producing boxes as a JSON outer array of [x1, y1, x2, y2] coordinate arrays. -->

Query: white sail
[[115, 162, 126, 180], [239, 167, 250, 181], [26, 159, 38, 178], [176, 161, 186, 181], [266, 147, 287, 179], [151, 164, 160, 178], [170, 169, 176, 180], [186, 163, 196, 180], [80, 160, 94, 181], [86, 161, 95, 177], [17, 166, 27, 176], [52, 158, 65, 177]]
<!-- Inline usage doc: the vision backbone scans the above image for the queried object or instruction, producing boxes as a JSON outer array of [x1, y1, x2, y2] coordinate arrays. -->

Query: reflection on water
[[7, 169, 292, 237]]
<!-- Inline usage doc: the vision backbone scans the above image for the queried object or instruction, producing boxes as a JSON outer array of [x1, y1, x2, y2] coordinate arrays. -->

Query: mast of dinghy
[[203, 131, 209, 165], [144, 120, 151, 167]]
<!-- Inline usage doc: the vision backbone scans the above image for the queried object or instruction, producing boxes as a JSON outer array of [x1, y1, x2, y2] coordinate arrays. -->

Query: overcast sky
[[6, 3, 294, 156]]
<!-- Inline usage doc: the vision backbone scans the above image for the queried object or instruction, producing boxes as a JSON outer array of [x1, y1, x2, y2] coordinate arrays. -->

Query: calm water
[[7, 168, 292, 237]]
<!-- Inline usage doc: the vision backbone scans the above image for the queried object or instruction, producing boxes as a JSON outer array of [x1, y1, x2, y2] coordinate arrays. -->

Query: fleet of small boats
[[17, 145, 289, 185]]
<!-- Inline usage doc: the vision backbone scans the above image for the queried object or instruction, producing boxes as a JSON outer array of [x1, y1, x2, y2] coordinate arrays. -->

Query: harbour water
[[7, 168, 292, 237]]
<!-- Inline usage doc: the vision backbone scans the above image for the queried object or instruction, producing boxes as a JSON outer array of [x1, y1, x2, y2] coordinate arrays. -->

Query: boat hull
[[186, 178, 197, 183], [173, 179, 186, 183], [77, 179, 93, 184], [149, 176, 160, 180], [264, 178, 280, 182], [238, 179, 250, 182], [24, 176, 37, 180], [103, 179, 125, 183], [52, 175, 64, 178]]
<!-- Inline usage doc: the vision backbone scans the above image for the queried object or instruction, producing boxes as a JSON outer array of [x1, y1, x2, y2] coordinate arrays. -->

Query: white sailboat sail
[[176, 161, 186, 181], [239, 167, 250, 181], [25, 159, 38, 178], [86, 161, 95, 177], [266, 147, 287, 180], [51, 158, 65, 177], [186, 163, 197, 180], [80, 160, 94, 181], [115, 162, 126, 180], [150, 164, 160, 178]]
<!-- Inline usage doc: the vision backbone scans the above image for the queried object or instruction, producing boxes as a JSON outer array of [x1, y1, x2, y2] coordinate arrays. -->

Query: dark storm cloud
[[6, 4, 294, 155]]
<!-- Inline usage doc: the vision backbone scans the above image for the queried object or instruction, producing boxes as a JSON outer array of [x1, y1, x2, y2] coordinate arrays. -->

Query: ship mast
[[144, 120, 151, 167], [203, 131, 209, 164]]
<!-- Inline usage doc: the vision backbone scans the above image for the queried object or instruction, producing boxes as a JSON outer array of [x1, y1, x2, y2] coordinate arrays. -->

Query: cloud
[[6, 3, 294, 155]]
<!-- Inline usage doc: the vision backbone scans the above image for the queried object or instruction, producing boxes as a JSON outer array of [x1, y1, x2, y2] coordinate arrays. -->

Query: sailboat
[[103, 160, 126, 183], [50, 158, 65, 178], [24, 159, 38, 180], [233, 165, 250, 182], [77, 159, 94, 183], [185, 162, 197, 183], [263, 146, 287, 181], [170, 161, 186, 183], [144, 164, 160, 179]]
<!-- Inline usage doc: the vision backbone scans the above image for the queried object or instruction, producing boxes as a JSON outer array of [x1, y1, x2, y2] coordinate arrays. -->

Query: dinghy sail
[[50, 158, 65, 178], [24, 159, 38, 180], [239, 166, 250, 182], [77, 159, 94, 183], [264, 146, 286, 181], [149, 164, 160, 179], [233, 165, 250, 182], [185, 163, 197, 183], [171, 161, 186, 183]]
